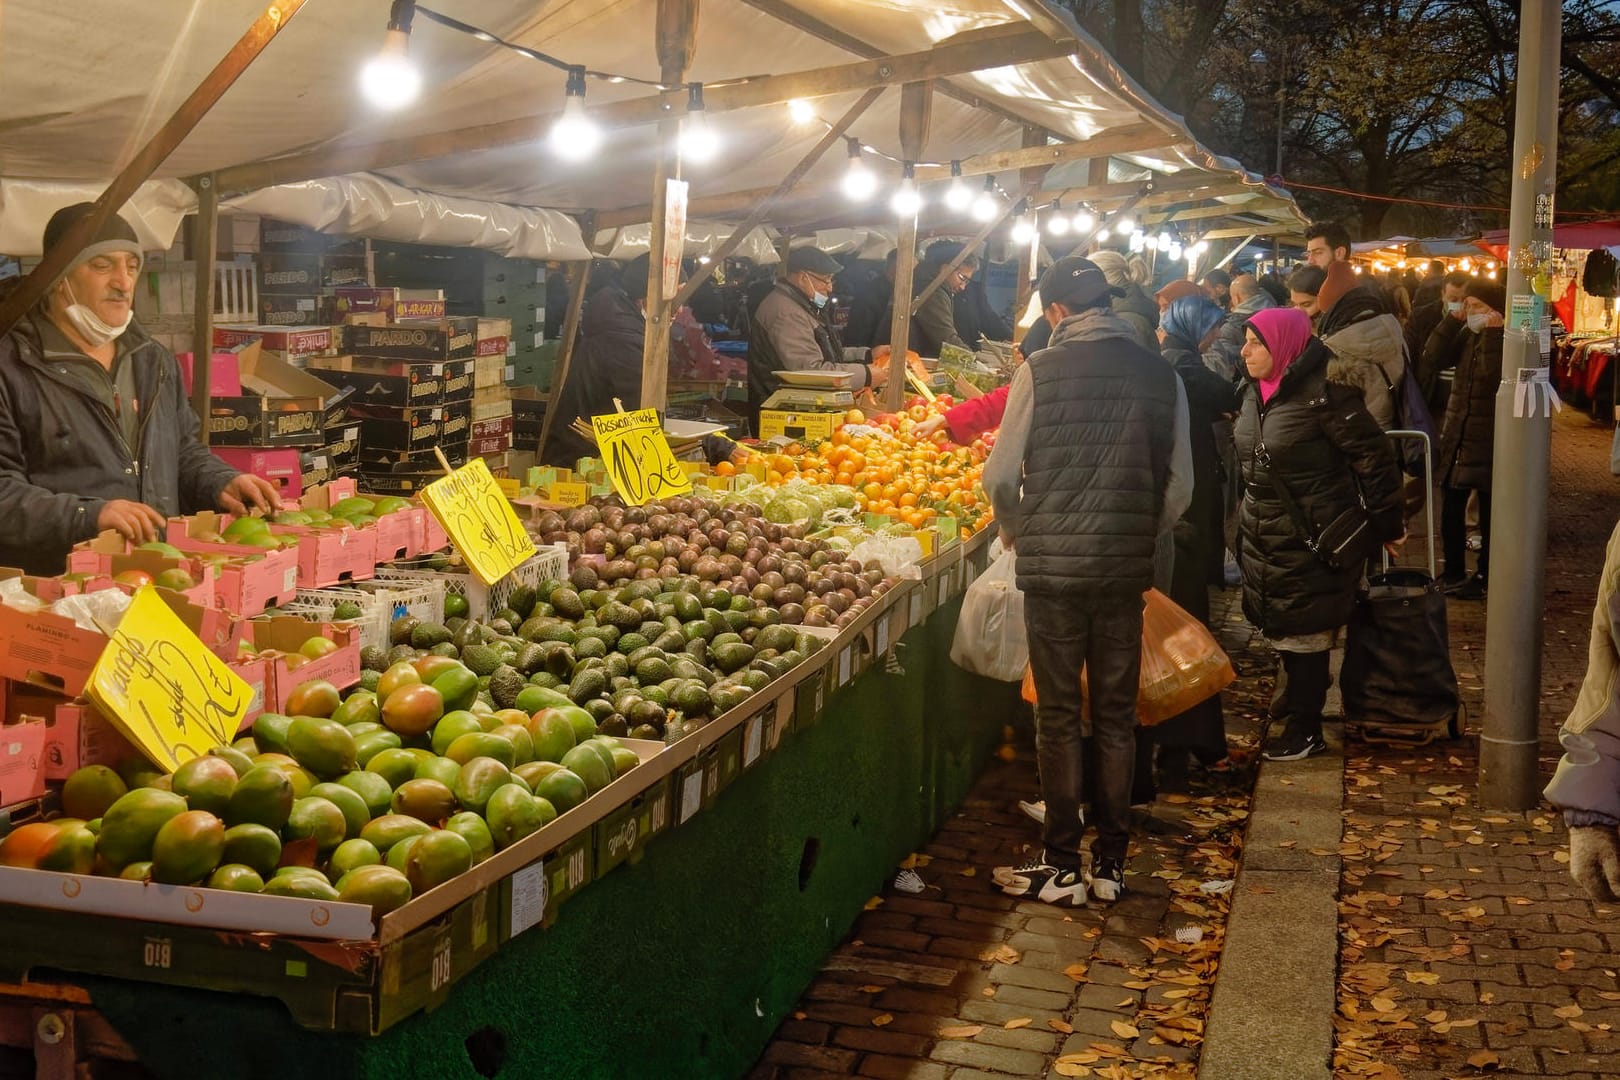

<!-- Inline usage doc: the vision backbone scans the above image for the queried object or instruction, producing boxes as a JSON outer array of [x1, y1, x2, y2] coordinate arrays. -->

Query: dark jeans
[[1441, 484, 1492, 581], [1278, 649, 1332, 739], [1024, 592, 1142, 870]]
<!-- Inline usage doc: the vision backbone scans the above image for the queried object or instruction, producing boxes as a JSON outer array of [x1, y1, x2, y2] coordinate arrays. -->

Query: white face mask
[[1466, 313, 1489, 333], [1445, 300, 1464, 315], [811, 290, 829, 309], [59, 280, 133, 347]]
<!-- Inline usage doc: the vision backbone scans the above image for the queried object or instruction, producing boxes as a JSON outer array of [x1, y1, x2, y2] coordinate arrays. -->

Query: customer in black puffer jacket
[[1235, 308, 1405, 761], [1431, 279, 1506, 600]]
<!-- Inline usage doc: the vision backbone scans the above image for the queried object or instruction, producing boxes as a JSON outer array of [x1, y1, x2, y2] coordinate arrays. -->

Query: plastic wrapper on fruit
[[849, 534, 923, 580], [52, 584, 133, 632], [0, 576, 45, 614]]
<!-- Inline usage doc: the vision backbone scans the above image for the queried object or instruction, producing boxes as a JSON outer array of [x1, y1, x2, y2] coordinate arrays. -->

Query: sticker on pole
[[421, 458, 538, 585], [591, 409, 692, 506], [87, 587, 253, 773]]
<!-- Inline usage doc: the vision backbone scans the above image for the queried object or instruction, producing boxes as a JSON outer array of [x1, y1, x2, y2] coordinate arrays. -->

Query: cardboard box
[[63, 541, 218, 609], [206, 343, 338, 447], [473, 355, 506, 389], [210, 446, 305, 499], [0, 586, 234, 697], [394, 294, 447, 321], [245, 618, 361, 714], [299, 452, 333, 493], [471, 414, 514, 441], [309, 355, 465, 407], [321, 254, 369, 289], [476, 317, 512, 350], [213, 325, 335, 359], [358, 444, 467, 472], [0, 718, 46, 806], [164, 513, 301, 613], [350, 401, 469, 453], [322, 423, 362, 469], [42, 700, 138, 782], [758, 409, 842, 442], [418, 505, 449, 553], [343, 318, 478, 362], [471, 386, 513, 423], [258, 219, 331, 252], [274, 485, 379, 587], [257, 252, 322, 294], [258, 294, 330, 326], [469, 433, 514, 457], [332, 287, 397, 318], [176, 350, 245, 397]]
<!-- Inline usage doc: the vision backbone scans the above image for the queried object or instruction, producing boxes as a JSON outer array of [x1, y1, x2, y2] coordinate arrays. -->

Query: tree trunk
[[1112, 0, 1144, 80]]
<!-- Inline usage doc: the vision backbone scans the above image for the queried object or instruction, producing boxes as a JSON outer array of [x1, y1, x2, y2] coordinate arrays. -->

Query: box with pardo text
[[206, 341, 340, 448]]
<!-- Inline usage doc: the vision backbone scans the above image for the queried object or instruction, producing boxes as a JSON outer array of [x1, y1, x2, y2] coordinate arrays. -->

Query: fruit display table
[[3, 534, 1011, 1079]]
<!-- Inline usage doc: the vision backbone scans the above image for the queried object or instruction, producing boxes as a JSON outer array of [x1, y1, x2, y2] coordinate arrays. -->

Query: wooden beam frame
[[883, 81, 933, 414], [909, 192, 1025, 317], [207, 27, 1069, 196], [916, 124, 1178, 183], [190, 175, 219, 443], [1198, 223, 1299, 240], [0, 0, 310, 337], [670, 87, 884, 311], [1141, 200, 1291, 225], [537, 259, 592, 462]]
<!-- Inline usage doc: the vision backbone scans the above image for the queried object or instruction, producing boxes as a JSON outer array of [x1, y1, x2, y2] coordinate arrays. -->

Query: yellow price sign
[[87, 587, 253, 773], [421, 458, 538, 586], [590, 408, 692, 506], [547, 481, 590, 507]]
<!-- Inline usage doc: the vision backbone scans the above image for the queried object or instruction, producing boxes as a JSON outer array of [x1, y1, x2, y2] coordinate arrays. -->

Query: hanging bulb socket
[[944, 161, 973, 211], [891, 162, 923, 217], [842, 138, 877, 200], [678, 82, 719, 163], [971, 175, 999, 222], [551, 66, 603, 162], [1045, 198, 1070, 236], [360, 0, 423, 110]]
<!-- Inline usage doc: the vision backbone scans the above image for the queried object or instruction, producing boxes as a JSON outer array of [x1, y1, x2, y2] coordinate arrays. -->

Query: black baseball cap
[[1038, 256, 1122, 309]]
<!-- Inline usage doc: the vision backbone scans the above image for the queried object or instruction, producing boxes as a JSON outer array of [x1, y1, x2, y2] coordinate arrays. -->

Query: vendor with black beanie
[[0, 203, 280, 574]]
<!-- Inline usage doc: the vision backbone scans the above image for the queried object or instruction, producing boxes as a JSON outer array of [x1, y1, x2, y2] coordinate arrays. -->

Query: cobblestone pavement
[[1332, 412, 1620, 1080], [753, 593, 1275, 1080]]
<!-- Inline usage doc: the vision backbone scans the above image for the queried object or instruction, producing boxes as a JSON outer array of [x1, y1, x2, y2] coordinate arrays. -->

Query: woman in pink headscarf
[[1234, 307, 1405, 762]]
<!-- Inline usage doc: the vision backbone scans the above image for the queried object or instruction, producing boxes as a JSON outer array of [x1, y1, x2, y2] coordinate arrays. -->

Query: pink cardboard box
[[65, 540, 217, 609], [176, 351, 244, 397], [164, 513, 300, 612], [44, 701, 137, 781], [371, 508, 415, 562], [0, 720, 47, 807], [244, 618, 361, 713], [210, 447, 305, 500]]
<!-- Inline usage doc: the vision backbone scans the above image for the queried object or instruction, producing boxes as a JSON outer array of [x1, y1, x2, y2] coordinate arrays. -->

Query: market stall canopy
[[1480, 220, 1620, 253], [0, 0, 1303, 255]]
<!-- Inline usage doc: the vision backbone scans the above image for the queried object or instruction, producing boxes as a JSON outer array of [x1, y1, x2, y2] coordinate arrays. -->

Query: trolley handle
[[1382, 429, 1436, 578]]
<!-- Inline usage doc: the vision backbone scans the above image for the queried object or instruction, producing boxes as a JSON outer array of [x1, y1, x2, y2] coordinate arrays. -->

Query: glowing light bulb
[[944, 162, 972, 211], [678, 83, 720, 163], [1095, 225, 1110, 241], [1114, 215, 1135, 234], [1157, 231, 1172, 249], [551, 68, 602, 161], [971, 177, 998, 222], [842, 142, 877, 200], [1073, 210, 1096, 233], [360, 28, 421, 110], [788, 99, 816, 125], [1046, 213, 1070, 237], [1010, 216, 1036, 245], [892, 170, 923, 217]]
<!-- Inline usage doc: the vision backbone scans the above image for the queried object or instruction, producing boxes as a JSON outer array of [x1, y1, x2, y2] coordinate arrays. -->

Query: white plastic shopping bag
[[949, 547, 1026, 681]]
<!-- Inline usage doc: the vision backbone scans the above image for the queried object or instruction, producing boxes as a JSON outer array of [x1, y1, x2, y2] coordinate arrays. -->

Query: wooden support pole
[[206, 28, 1065, 196], [883, 81, 932, 414], [189, 176, 219, 444], [670, 87, 884, 312], [0, 0, 308, 338], [1013, 126, 1049, 318], [537, 260, 592, 461], [639, 0, 699, 418]]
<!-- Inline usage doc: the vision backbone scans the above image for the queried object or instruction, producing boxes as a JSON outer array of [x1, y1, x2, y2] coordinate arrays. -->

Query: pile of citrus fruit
[[750, 397, 994, 537]]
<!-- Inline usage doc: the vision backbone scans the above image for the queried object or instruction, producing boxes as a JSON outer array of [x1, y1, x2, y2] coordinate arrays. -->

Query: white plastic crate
[[376, 543, 567, 622], [285, 577, 446, 653]]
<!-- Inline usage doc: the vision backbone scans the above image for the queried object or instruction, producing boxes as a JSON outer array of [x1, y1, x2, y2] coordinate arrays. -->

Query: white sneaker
[[1018, 799, 1047, 824], [992, 855, 1087, 907]]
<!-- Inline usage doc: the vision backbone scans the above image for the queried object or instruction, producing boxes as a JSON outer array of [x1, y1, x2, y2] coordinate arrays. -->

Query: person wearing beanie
[[1087, 250, 1159, 351], [0, 203, 279, 574], [985, 255, 1192, 909], [1154, 278, 1203, 313], [542, 253, 654, 467], [746, 245, 890, 433], [1315, 261, 1407, 430], [1233, 307, 1404, 762]]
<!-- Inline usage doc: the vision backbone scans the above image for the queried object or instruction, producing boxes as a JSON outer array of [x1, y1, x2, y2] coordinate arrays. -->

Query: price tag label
[[421, 458, 537, 586], [591, 409, 692, 506], [876, 616, 890, 655], [547, 481, 590, 507], [744, 712, 764, 767], [680, 768, 703, 824], [508, 860, 547, 938], [494, 477, 521, 498], [87, 587, 253, 772], [838, 647, 852, 686], [909, 591, 922, 627]]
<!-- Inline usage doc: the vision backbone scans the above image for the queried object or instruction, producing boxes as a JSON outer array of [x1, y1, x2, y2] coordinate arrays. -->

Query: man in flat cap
[[0, 203, 279, 573], [746, 246, 890, 433]]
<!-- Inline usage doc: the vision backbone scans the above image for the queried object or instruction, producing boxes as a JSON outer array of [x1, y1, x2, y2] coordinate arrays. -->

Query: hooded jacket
[[1234, 336, 1405, 638], [0, 313, 239, 574], [1219, 288, 1279, 350], [1112, 284, 1160, 353], [1546, 518, 1620, 825], [1432, 317, 1502, 490], [1321, 310, 1408, 430], [542, 284, 646, 467]]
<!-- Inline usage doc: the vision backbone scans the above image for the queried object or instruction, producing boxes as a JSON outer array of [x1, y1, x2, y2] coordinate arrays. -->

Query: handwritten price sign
[[87, 587, 253, 772], [421, 457, 537, 585], [591, 409, 692, 506]]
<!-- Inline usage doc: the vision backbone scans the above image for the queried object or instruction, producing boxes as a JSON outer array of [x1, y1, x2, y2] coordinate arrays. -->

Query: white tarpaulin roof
[[0, 0, 1302, 256]]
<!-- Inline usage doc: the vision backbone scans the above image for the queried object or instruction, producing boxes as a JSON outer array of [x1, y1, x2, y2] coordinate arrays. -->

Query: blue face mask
[[811, 290, 829, 309]]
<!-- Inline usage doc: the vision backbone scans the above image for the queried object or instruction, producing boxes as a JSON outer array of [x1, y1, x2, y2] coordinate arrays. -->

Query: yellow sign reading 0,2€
[[421, 457, 538, 586], [87, 586, 254, 773], [591, 408, 692, 506]]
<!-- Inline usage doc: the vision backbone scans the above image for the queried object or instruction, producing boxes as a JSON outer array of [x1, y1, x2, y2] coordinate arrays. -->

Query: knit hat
[[42, 203, 142, 282], [1154, 279, 1202, 308]]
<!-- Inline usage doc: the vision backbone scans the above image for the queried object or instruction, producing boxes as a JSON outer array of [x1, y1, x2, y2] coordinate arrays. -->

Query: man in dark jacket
[[1407, 271, 1470, 418], [985, 256, 1191, 907], [747, 247, 889, 433], [841, 249, 895, 349], [541, 255, 650, 467], [0, 204, 276, 575], [1432, 280, 1506, 599]]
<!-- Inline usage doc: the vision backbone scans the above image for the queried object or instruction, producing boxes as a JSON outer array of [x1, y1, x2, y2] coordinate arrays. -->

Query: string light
[[1156, 230, 1172, 249], [1010, 213, 1036, 245], [944, 162, 973, 211], [1193, 240, 1209, 255], [1113, 215, 1135, 235], [360, 0, 423, 110], [891, 163, 923, 217], [787, 99, 817, 125], [551, 66, 602, 161], [1168, 242, 1184, 261], [678, 82, 719, 163], [1129, 229, 1146, 253], [1144, 235, 1160, 251], [971, 176, 999, 222], [1043, 198, 1068, 236], [1095, 225, 1111, 241], [1072, 208, 1096, 233], [842, 139, 877, 200]]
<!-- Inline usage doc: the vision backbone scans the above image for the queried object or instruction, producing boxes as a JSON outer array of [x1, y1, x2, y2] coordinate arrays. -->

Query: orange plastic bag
[[1019, 589, 1235, 727]]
